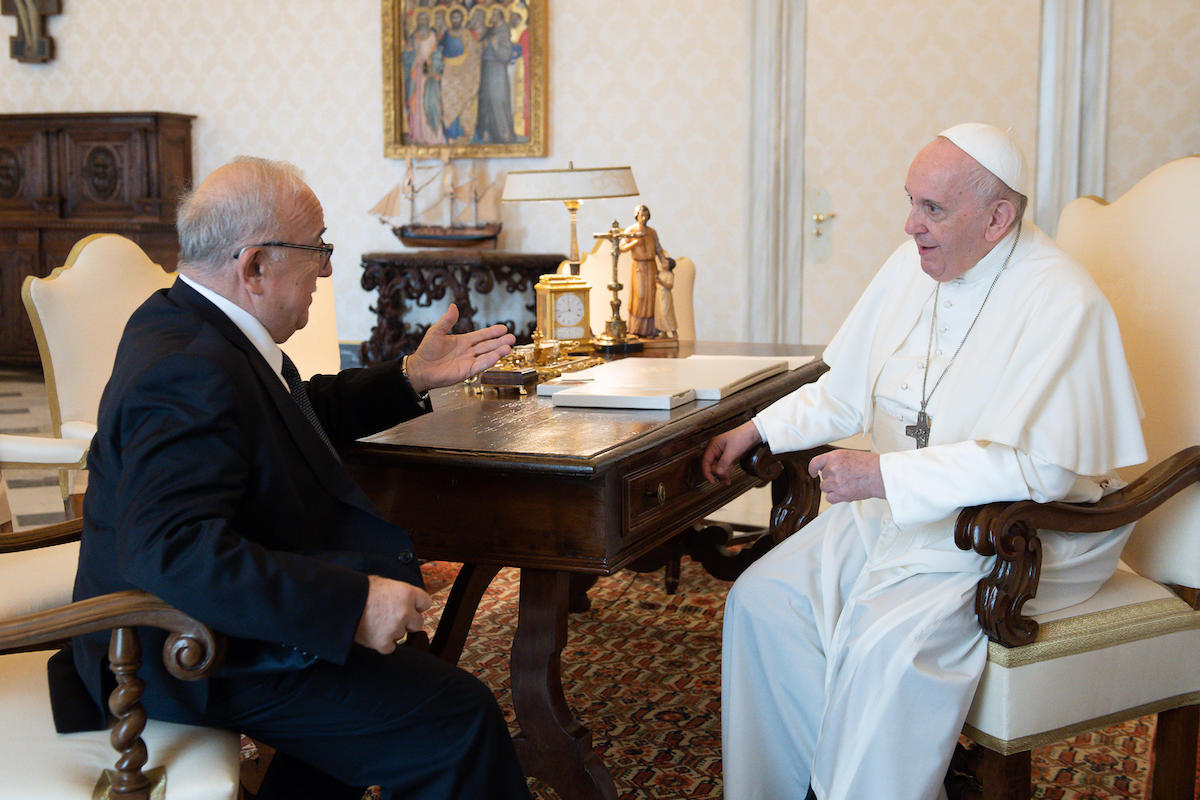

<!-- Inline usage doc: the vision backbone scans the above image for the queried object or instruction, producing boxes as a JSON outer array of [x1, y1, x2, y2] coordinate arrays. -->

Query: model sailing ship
[[369, 157, 502, 248]]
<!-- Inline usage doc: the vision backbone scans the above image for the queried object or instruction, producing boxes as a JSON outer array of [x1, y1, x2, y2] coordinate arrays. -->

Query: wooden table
[[343, 342, 826, 799]]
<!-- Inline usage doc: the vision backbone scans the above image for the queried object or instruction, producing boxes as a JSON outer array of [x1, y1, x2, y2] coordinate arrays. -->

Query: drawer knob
[[645, 483, 667, 505]]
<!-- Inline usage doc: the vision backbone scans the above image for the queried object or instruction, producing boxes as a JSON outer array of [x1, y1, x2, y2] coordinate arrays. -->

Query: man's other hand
[[406, 304, 516, 394], [701, 421, 763, 485], [809, 449, 885, 504], [355, 575, 433, 655]]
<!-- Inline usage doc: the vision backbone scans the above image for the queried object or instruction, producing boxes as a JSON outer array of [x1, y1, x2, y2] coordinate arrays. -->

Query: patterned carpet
[[430, 559, 1174, 800], [1, 368, 1191, 798]]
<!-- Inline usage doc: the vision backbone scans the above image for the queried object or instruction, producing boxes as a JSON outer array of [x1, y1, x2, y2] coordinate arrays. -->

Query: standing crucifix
[[2, 0, 60, 63]]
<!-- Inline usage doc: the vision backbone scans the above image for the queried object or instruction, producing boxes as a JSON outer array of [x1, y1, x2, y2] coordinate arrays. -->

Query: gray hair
[[176, 156, 309, 273], [964, 160, 1028, 222]]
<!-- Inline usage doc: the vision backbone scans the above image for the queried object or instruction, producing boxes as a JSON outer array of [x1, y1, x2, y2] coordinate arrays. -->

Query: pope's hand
[[701, 421, 763, 485], [809, 449, 885, 503], [405, 304, 515, 394], [355, 575, 432, 655]]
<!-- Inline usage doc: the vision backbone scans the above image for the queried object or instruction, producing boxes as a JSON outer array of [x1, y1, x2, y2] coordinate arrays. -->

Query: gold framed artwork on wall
[[381, 0, 548, 159]]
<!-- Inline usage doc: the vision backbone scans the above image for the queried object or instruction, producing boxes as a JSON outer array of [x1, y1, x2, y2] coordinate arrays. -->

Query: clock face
[[554, 292, 585, 326]]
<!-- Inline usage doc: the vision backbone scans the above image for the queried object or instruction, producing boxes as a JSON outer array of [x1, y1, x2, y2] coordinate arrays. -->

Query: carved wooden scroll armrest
[[955, 445, 1200, 648], [0, 588, 223, 678], [0, 589, 225, 798], [741, 443, 835, 544], [0, 516, 82, 553]]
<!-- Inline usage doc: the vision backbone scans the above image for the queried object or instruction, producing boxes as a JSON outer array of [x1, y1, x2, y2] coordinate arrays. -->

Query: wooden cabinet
[[0, 112, 193, 366]]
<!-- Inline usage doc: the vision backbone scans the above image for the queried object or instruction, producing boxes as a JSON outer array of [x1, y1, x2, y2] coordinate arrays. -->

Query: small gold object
[[590, 220, 644, 354], [533, 272, 592, 348], [479, 346, 603, 393]]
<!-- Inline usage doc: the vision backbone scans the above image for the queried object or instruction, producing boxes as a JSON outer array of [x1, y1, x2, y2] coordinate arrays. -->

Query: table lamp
[[502, 164, 638, 352], [501, 164, 638, 274]]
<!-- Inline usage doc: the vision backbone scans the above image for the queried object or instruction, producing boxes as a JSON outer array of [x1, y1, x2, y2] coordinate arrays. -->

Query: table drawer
[[623, 444, 721, 538]]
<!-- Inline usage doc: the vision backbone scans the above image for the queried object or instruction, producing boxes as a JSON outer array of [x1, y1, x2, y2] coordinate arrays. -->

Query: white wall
[[1, 0, 749, 343], [4, 1, 1196, 346], [1107, 0, 1200, 199]]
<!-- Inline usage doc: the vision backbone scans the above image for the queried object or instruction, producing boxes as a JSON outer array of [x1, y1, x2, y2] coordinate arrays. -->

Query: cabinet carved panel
[[0, 112, 193, 366]]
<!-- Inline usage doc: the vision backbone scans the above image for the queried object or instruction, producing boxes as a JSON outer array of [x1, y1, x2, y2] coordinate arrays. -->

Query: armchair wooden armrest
[[684, 444, 831, 581], [0, 588, 225, 798], [741, 442, 833, 543], [0, 516, 82, 553], [955, 445, 1200, 648]]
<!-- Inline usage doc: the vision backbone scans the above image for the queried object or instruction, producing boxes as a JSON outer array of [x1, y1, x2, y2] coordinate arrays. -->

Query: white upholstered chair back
[[281, 275, 341, 379], [21, 234, 175, 441], [560, 238, 696, 341], [1055, 155, 1200, 587]]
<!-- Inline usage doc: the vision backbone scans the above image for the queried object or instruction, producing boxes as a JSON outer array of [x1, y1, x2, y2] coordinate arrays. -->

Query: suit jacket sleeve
[[304, 358, 432, 446]]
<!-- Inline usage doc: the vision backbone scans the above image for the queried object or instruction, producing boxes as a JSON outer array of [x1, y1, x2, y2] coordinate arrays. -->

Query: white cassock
[[722, 222, 1146, 800]]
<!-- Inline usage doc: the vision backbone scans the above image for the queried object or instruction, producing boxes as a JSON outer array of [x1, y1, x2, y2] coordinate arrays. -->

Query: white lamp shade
[[501, 166, 638, 202]]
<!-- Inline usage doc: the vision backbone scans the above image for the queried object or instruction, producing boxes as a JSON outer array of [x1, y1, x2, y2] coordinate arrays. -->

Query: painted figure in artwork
[[405, 10, 446, 145], [508, 7, 531, 139], [474, 7, 516, 144], [440, 7, 481, 144], [620, 204, 670, 338]]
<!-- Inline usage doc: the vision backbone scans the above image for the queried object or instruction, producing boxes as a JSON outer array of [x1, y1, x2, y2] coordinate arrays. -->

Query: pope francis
[[702, 123, 1146, 800]]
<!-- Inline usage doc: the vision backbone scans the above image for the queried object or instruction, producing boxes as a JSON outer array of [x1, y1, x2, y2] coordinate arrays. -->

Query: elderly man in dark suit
[[58, 156, 530, 799]]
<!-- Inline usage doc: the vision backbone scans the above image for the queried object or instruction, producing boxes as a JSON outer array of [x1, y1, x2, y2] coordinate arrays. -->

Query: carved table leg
[[567, 573, 599, 614], [510, 568, 617, 800], [429, 563, 502, 664]]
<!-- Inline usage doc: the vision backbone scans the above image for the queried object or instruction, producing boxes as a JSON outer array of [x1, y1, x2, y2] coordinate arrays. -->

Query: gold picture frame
[[382, 0, 548, 159]]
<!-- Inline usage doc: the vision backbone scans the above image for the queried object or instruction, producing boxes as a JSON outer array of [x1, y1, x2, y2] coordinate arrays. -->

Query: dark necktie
[[280, 352, 338, 458]]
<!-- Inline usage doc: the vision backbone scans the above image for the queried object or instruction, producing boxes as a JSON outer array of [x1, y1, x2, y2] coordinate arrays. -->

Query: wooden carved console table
[[359, 249, 565, 365]]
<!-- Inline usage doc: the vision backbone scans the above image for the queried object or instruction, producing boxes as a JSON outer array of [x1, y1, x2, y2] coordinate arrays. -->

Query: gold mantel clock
[[534, 273, 591, 346]]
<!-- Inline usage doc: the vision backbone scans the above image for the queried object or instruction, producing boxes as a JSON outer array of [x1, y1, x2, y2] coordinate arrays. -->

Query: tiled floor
[[0, 368, 68, 530]]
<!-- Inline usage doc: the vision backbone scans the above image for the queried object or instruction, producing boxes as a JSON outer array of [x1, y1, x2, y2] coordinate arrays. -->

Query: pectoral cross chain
[[906, 410, 931, 449]]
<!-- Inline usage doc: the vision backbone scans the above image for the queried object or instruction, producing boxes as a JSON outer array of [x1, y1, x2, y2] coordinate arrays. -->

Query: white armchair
[[22, 234, 176, 507], [0, 452, 240, 799], [952, 154, 1200, 799]]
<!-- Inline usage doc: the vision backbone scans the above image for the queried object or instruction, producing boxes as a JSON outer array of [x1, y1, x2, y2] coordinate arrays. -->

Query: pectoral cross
[[906, 410, 931, 449], [2, 0, 60, 63]]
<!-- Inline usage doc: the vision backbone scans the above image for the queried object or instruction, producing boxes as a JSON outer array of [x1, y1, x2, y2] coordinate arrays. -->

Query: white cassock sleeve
[[751, 372, 864, 450], [879, 441, 1109, 529]]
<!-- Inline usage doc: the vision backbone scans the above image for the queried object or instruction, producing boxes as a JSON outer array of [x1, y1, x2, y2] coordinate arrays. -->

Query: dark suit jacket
[[62, 279, 430, 725]]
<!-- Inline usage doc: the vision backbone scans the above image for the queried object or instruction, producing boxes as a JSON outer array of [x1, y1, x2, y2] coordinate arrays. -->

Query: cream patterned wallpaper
[[0, 0, 749, 343], [4, 2, 1197, 345], [1107, 0, 1200, 200], [800, 0, 1040, 345]]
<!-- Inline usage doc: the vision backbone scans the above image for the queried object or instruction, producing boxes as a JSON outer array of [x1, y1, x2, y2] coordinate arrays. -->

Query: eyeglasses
[[232, 239, 334, 267]]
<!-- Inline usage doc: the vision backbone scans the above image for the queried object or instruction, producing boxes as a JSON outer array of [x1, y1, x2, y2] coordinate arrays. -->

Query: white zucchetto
[[938, 123, 1028, 197]]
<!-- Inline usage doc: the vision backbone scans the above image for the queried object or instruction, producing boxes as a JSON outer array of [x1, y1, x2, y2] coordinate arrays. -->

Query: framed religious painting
[[382, 0, 548, 159]]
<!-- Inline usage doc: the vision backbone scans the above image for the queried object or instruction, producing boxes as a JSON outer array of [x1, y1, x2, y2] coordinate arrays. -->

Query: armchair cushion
[[965, 567, 1200, 753], [0, 541, 79, 617], [0, 649, 240, 800]]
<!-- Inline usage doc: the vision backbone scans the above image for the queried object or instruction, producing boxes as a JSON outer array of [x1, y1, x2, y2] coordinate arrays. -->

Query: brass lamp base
[[592, 335, 643, 354]]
